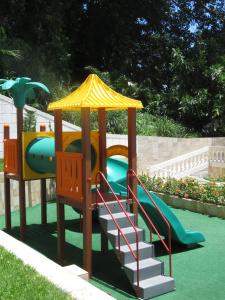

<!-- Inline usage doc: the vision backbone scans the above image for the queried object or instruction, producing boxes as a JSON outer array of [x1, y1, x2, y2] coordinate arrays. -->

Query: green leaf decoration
[[26, 82, 50, 94], [0, 79, 7, 84], [25, 88, 36, 100], [0, 79, 16, 90], [0, 77, 50, 108]]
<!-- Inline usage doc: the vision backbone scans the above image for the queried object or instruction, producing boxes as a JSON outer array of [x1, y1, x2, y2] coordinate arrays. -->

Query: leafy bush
[[139, 175, 225, 205], [63, 109, 193, 137]]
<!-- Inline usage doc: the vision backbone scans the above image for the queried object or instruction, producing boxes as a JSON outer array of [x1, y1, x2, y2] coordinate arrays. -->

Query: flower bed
[[154, 192, 225, 219], [139, 175, 225, 206]]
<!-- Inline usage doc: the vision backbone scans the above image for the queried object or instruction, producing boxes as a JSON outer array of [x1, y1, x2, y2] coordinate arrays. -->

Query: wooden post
[[54, 110, 65, 265], [4, 124, 10, 140], [98, 108, 108, 252], [128, 108, 138, 224], [17, 108, 26, 240], [82, 108, 92, 275], [98, 109, 107, 176], [40, 124, 47, 225], [3, 124, 11, 231]]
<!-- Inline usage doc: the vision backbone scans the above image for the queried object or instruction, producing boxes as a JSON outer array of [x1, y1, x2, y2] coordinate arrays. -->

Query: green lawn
[[0, 202, 225, 299], [0, 159, 3, 172], [0, 246, 72, 300]]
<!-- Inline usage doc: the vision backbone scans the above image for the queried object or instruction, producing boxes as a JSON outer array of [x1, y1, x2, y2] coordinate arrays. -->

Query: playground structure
[[2, 74, 205, 299]]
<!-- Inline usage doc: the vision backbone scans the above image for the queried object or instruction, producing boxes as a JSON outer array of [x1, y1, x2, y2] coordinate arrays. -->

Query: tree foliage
[[0, 0, 225, 136]]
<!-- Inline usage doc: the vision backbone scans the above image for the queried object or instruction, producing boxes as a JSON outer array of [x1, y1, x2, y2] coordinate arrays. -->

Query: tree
[[0, 0, 225, 135], [23, 109, 36, 132]]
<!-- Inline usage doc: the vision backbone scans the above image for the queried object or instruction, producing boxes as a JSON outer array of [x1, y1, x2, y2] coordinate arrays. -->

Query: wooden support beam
[[128, 108, 138, 224], [17, 108, 26, 241], [4, 124, 11, 231], [54, 110, 65, 265], [54, 110, 63, 150], [82, 108, 92, 276], [98, 108, 107, 176], [98, 108, 108, 252], [41, 178, 47, 225], [4, 174, 11, 231], [4, 124, 10, 140], [40, 124, 47, 225]]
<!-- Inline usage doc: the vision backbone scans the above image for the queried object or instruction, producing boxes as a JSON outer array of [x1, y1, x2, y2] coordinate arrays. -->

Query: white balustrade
[[209, 146, 225, 164], [147, 146, 225, 179]]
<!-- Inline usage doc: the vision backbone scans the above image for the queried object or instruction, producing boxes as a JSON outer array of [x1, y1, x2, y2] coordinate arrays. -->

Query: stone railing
[[147, 146, 225, 179], [147, 147, 209, 178], [209, 146, 225, 165], [208, 146, 225, 178]]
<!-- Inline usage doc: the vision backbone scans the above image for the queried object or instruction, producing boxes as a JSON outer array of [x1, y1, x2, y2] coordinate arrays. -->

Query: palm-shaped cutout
[[0, 77, 50, 108]]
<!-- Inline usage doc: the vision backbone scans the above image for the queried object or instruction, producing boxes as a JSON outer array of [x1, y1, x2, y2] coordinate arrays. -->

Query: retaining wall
[[0, 173, 55, 215], [107, 134, 225, 173]]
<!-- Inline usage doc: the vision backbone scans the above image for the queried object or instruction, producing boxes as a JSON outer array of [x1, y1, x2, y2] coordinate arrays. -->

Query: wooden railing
[[56, 151, 83, 201], [4, 139, 18, 175]]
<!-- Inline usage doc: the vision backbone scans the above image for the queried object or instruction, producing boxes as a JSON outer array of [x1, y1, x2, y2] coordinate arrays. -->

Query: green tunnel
[[26, 137, 97, 174]]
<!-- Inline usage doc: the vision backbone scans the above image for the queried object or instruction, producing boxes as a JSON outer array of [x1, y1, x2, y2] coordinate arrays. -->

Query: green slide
[[107, 157, 205, 245]]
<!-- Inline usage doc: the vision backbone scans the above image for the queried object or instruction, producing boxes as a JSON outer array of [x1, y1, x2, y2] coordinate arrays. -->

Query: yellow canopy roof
[[47, 74, 143, 111]]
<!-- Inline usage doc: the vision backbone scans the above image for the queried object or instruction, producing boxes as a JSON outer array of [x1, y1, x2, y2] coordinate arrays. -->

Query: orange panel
[[4, 139, 18, 175], [56, 151, 83, 202]]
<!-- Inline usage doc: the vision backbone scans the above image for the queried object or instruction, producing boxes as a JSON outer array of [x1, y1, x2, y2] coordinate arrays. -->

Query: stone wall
[[107, 134, 225, 173], [0, 173, 55, 215], [208, 166, 225, 178]]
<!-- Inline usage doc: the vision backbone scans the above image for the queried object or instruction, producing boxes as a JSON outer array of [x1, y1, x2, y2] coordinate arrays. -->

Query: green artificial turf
[[0, 202, 225, 300], [0, 246, 72, 300]]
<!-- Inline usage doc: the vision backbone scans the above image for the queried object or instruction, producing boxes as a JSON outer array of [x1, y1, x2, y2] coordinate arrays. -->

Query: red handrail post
[[96, 171, 140, 292], [127, 169, 172, 278]]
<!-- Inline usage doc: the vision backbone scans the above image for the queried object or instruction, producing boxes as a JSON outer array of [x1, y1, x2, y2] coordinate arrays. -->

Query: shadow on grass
[[3, 220, 136, 298]]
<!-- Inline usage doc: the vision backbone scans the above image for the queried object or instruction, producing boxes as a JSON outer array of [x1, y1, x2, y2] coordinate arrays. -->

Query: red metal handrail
[[127, 169, 172, 277], [96, 171, 140, 293]]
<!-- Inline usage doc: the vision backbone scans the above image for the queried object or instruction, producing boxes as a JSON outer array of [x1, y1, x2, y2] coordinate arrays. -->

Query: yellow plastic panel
[[106, 145, 128, 158], [23, 131, 100, 182]]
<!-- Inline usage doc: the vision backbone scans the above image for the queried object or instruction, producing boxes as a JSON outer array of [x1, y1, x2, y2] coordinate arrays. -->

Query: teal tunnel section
[[106, 158, 205, 246], [26, 137, 97, 174], [26, 137, 56, 173]]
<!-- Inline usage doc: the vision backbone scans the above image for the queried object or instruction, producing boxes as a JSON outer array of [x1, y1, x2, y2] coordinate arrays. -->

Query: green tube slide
[[106, 157, 205, 246]]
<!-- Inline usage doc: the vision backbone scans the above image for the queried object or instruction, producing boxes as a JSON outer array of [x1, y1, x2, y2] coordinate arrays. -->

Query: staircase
[[97, 197, 175, 299]]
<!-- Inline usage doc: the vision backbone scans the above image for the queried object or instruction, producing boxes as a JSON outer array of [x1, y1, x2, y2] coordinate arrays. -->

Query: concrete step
[[107, 227, 145, 248], [124, 258, 163, 283], [115, 242, 154, 265], [134, 275, 175, 299], [98, 200, 129, 216], [99, 212, 135, 231]]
